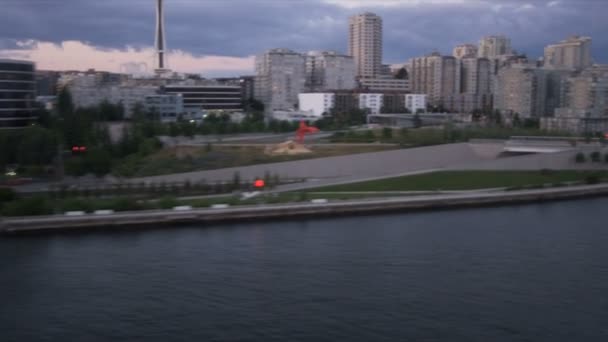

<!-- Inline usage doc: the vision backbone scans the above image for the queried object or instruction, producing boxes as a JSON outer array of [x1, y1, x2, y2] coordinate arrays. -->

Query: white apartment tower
[[478, 35, 512, 59], [306, 51, 356, 92], [544, 36, 592, 70], [348, 12, 383, 78], [453, 44, 478, 59], [254, 48, 306, 112]]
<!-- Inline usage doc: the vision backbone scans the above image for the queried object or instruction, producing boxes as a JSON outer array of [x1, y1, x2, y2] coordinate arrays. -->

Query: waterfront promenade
[[3, 183, 608, 235]]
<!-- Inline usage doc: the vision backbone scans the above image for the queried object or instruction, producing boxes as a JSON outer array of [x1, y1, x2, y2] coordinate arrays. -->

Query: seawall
[[2, 184, 608, 235]]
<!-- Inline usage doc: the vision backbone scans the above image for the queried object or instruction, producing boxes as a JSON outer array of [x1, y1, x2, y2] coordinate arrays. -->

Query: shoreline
[[2, 184, 608, 235]]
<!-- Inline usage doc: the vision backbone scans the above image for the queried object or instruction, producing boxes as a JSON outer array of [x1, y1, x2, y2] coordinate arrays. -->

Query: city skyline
[[0, 0, 606, 75]]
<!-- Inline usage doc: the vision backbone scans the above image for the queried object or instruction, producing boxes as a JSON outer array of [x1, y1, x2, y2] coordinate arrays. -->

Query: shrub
[[158, 196, 179, 209], [575, 152, 586, 163], [0, 187, 17, 203], [60, 198, 93, 213], [108, 198, 144, 212], [590, 151, 601, 162], [298, 192, 309, 202], [2, 197, 53, 217], [585, 174, 601, 185], [382, 127, 393, 140]]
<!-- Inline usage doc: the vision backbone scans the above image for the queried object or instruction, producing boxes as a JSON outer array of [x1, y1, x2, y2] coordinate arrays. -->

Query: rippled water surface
[[2, 199, 608, 341]]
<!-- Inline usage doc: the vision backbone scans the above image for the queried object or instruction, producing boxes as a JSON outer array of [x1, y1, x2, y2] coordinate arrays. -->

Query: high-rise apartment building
[[453, 44, 478, 59], [0, 59, 37, 128], [348, 12, 383, 78], [409, 53, 459, 108], [478, 35, 512, 59], [494, 64, 547, 118], [254, 48, 306, 112], [305, 51, 356, 92], [544, 36, 592, 70], [451, 57, 492, 113], [542, 67, 608, 133]]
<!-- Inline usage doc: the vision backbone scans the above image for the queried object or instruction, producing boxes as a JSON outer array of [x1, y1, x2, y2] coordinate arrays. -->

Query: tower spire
[[155, 0, 170, 75]]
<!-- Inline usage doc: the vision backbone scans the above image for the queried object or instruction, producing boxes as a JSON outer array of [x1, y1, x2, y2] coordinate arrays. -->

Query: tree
[[232, 171, 241, 188], [85, 148, 113, 177], [394, 67, 408, 80], [382, 127, 393, 140], [590, 151, 601, 162], [512, 113, 522, 127], [245, 98, 265, 112], [16, 126, 57, 166], [413, 113, 422, 128], [575, 152, 586, 163]]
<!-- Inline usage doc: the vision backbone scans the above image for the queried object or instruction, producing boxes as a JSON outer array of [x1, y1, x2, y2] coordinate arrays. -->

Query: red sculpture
[[295, 121, 320, 143]]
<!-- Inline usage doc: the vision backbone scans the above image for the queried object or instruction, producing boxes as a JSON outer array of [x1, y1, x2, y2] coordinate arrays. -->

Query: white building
[[405, 94, 427, 113], [306, 51, 356, 92], [69, 84, 158, 118], [254, 48, 306, 113], [271, 110, 319, 122], [144, 94, 184, 122], [478, 35, 512, 59], [298, 93, 335, 117], [453, 44, 478, 59], [544, 36, 592, 70], [359, 93, 383, 114]]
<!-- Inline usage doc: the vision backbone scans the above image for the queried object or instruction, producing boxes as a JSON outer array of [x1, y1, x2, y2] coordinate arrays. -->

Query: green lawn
[[311, 170, 608, 192]]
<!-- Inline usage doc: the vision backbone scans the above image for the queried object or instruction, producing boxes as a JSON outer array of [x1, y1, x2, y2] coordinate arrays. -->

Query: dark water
[[2, 199, 608, 341]]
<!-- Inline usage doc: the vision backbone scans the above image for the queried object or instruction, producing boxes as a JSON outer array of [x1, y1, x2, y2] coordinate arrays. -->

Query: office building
[[254, 48, 306, 113], [0, 59, 37, 128], [144, 94, 184, 122], [478, 35, 512, 59], [348, 12, 383, 78], [453, 44, 478, 59], [298, 93, 335, 117], [306, 51, 356, 92], [35, 70, 60, 96], [163, 84, 243, 118], [544, 36, 592, 70]]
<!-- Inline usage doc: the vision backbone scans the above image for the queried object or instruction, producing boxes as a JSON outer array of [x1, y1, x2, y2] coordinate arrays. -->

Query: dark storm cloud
[[1, 0, 607, 63]]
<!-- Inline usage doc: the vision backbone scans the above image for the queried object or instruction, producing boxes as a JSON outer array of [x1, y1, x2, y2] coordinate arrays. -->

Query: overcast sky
[[0, 0, 606, 76]]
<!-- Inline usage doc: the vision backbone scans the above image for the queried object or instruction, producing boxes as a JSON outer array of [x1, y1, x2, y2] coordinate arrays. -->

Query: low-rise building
[[359, 93, 383, 114], [271, 110, 319, 122], [358, 77, 409, 92], [298, 93, 335, 117], [144, 94, 184, 122], [405, 94, 427, 113]]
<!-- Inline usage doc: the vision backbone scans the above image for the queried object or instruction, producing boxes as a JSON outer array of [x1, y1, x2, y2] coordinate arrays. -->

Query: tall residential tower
[[478, 35, 512, 59], [544, 36, 592, 70], [348, 12, 383, 78]]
